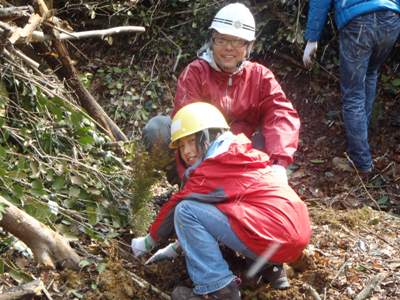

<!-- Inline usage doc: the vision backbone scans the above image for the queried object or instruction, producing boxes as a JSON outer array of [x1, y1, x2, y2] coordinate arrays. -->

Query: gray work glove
[[131, 234, 155, 257], [145, 241, 179, 265], [271, 164, 288, 184], [303, 41, 318, 68]]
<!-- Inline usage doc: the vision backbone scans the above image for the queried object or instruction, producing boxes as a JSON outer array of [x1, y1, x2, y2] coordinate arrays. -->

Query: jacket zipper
[[225, 75, 233, 114]]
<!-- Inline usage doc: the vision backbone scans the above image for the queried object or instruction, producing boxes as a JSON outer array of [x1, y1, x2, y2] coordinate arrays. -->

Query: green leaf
[[96, 262, 107, 273], [0, 145, 6, 158], [310, 159, 325, 164], [79, 259, 92, 268], [71, 290, 84, 299], [0, 202, 7, 221], [71, 175, 85, 186], [86, 205, 97, 225], [0, 259, 4, 273], [9, 269, 33, 284], [31, 179, 45, 196], [30, 161, 40, 178], [79, 135, 95, 146], [391, 78, 400, 87], [52, 176, 65, 191], [377, 195, 389, 206], [69, 186, 81, 198]]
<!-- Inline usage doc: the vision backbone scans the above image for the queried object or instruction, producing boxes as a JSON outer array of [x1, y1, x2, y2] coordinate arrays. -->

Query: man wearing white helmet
[[143, 2, 300, 185]]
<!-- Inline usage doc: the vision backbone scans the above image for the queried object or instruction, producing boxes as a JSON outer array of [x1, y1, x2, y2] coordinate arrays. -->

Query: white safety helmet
[[209, 3, 256, 42]]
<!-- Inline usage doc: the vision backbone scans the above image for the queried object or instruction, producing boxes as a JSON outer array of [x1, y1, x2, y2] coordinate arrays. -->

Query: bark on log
[[0, 279, 44, 300], [0, 196, 81, 270], [0, 6, 33, 20]]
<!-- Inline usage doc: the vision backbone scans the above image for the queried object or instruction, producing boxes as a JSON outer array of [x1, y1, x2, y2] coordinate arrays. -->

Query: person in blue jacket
[[303, 0, 400, 176]]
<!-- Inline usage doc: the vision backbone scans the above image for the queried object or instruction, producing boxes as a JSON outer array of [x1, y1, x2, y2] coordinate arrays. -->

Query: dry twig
[[354, 273, 387, 300], [303, 283, 322, 300]]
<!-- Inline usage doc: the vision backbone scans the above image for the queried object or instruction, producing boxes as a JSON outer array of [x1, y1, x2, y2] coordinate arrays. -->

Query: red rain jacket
[[149, 134, 311, 263], [173, 59, 300, 168]]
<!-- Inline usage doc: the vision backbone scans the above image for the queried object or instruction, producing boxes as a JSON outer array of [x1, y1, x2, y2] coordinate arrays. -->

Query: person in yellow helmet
[[133, 103, 312, 299]]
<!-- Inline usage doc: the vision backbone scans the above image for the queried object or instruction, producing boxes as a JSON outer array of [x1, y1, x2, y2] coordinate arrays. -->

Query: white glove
[[303, 41, 318, 68], [145, 241, 179, 265], [131, 234, 155, 257], [271, 164, 288, 184]]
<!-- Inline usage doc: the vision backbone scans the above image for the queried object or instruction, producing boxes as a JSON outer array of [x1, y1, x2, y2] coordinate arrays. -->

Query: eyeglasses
[[212, 36, 248, 48]]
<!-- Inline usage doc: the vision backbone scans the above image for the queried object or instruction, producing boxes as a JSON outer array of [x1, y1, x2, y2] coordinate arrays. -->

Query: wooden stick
[[35, 0, 50, 17], [303, 283, 322, 300], [20, 14, 43, 42], [3, 47, 40, 69], [29, 26, 145, 42], [0, 6, 33, 19], [127, 270, 171, 300], [354, 273, 386, 300], [0, 20, 14, 32], [9, 13, 42, 44], [0, 279, 44, 300]]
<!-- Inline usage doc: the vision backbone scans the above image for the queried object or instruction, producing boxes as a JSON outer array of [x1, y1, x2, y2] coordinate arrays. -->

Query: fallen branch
[[3, 47, 40, 69], [29, 26, 145, 42], [127, 270, 171, 300], [354, 273, 387, 300], [0, 196, 81, 270], [0, 279, 44, 300], [303, 283, 322, 300], [9, 13, 42, 44], [344, 152, 381, 211], [0, 6, 33, 20]]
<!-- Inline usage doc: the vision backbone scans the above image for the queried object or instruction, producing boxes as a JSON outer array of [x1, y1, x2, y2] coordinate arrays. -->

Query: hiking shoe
[[171, 280, 241, 300], [260, 264, 290, 289]]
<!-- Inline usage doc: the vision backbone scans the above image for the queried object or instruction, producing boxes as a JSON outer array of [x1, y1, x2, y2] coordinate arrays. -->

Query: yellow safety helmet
[[170, 102, 229, 149]]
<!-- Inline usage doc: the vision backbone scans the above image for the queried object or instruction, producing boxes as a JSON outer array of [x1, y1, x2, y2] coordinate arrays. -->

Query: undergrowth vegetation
[[0, 69, 162, 260]]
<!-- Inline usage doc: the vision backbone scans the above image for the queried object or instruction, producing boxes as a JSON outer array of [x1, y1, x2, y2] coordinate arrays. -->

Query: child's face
[[178, 134, 201, 166]]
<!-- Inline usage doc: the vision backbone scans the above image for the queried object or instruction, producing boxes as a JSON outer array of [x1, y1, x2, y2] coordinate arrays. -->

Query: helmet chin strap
[[196, 129, 210, 159]]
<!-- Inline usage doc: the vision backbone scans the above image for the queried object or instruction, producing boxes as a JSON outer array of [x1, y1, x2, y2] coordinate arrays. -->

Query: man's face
[[178, 134, 201, 166], [211, 32, 249, 73]]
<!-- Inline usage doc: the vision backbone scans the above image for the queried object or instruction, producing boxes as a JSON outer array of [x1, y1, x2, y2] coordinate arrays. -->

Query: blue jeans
[[339, 10, 400, 171], [174, 200, 257, 295]]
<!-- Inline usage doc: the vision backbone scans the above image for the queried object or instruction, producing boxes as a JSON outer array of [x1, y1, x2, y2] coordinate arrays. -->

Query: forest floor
[[85, 52, 400, 299], [1, 45, 399, 299]]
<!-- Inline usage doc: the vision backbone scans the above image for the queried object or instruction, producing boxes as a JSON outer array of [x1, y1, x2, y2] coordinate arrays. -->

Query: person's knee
[[174, 200, 197, 222], [143, 115, 172, 152]]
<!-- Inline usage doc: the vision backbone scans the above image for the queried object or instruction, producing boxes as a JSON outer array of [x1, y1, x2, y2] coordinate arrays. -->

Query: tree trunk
[[0, 196, 80, 270]]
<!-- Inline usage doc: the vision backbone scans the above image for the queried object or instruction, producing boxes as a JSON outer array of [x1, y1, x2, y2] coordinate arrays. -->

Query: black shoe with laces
[[171, 280, 241, 300]]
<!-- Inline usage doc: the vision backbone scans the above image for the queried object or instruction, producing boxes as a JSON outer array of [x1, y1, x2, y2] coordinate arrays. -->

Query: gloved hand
[[303, 41, 318, 68], [271, 164, 288, 184], [145, 241, 179, 265], [131, 234, 155, 257]]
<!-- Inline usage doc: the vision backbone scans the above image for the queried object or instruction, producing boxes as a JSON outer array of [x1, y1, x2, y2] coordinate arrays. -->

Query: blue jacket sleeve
[[304, 0, 334, 41]]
